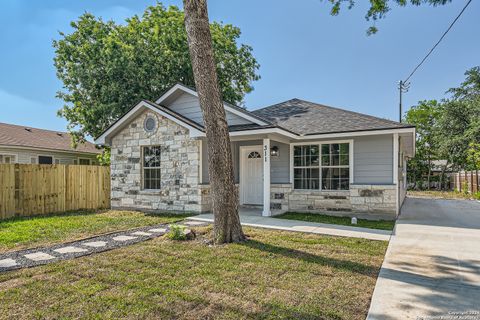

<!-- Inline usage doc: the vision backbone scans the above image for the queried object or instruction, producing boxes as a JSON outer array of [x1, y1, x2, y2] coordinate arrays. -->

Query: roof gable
[[156, 83, 269, 126], [95, 100, 205, 145]]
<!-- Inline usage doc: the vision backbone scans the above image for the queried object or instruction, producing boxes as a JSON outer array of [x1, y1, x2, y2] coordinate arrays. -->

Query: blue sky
[[0, 0, 478, 135]]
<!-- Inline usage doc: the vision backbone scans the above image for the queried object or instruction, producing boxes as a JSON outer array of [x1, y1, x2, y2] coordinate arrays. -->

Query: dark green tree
[[53, 4, 260, 144], [404, 100, 441, 189]]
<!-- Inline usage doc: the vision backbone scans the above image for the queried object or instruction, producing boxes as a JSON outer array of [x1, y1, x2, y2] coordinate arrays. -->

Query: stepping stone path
[[24, 252, 55, 262], [54, 246, 88, 254], [0, 220, 210, 273]]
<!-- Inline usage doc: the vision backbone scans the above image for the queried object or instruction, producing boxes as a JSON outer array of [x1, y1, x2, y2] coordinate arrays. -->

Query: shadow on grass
[[241, 239, 380, 277]]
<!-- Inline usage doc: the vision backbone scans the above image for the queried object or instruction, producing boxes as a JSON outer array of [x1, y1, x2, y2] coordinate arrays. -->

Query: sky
[[0, 0, 478, 136]]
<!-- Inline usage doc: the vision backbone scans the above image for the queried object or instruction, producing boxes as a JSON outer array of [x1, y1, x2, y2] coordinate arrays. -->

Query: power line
[[404, 0, 473, 83]]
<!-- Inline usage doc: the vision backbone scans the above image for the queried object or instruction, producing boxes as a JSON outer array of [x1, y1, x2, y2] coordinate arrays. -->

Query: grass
[[0, 226, 387, 319], [0, 210, 191, 253], [408, 190, 480, 200], [274, 212, 395, 231]]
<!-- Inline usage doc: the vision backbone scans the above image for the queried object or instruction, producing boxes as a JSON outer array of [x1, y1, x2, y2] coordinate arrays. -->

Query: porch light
[[270, 146, 279, 157]]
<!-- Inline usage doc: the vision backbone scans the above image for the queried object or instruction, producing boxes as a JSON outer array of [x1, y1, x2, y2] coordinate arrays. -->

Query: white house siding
[[110, 109, 203, 213], [166, 92, 253, 126], [0, 146, 97, 164]]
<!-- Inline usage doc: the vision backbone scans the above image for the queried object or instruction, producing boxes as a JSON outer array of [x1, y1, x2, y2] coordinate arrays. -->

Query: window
[[293, 145, 320, 189], [247, 151, 261, 159], [144, 116, 156, 133], [38, 156, 53, 164], [79, 158, 91, 165], [0, 155, 15, 164], [293, 143, 350, 190], [143, 146, 161, 189], [321, 143, 350, 190]]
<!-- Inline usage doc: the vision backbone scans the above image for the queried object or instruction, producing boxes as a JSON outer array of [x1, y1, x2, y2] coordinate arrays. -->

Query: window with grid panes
[[293, 143, 350, 190], [143, 146, 161, 189]]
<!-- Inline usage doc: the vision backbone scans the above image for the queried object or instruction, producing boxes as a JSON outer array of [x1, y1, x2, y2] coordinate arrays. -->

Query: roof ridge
[[253, 98, 404, 126], [293, 98, 403, 125]]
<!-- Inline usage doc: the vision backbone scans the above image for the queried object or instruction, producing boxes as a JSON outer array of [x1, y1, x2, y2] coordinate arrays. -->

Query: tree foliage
[[53, 4, 260, 144], [324, 0, 452, 34], [405, 66, 480, 189]]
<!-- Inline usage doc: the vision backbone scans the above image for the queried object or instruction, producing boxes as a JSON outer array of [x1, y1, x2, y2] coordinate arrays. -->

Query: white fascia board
[[155, 83, 268, 126], [229, 126, 416, 140], [95, 101, 204, 145]]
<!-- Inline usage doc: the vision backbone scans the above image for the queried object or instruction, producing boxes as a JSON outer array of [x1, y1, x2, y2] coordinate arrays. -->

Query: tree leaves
[[322, 0, 452, 35], [53, 4, 260, 143]]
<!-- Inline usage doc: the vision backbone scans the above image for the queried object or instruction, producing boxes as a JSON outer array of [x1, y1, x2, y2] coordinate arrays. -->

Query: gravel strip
[[0, 221, 210, 273]]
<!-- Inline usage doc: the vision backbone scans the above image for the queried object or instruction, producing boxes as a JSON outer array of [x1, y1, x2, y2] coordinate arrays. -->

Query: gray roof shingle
[[251, 98, 413, 136]]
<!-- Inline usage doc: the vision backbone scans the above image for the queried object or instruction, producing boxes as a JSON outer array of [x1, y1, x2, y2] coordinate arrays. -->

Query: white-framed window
[[143, 146, 161, 190], [293, 142, 351, 191], [0, 154, 16, 164]]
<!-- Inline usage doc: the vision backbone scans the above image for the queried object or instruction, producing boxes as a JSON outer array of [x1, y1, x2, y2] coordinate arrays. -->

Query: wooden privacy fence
[[0, 164, 110, 220], [450, 171, 480, 193]]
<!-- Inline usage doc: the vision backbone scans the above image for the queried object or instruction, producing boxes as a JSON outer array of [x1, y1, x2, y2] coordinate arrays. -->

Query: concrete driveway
[[367, 197, 480, 319]]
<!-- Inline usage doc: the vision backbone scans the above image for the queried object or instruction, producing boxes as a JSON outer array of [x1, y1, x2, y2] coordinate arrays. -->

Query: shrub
[[166, 224, 187, 241]]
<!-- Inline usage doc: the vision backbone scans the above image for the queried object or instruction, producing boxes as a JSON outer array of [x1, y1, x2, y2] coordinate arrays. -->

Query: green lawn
[[0, 210, 191, 253], [0, 227, 387, 319], [274, 212, 395, 231]]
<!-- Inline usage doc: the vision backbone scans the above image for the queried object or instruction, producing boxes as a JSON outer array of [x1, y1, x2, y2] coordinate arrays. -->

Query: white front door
[[240, 146, 264, 205]]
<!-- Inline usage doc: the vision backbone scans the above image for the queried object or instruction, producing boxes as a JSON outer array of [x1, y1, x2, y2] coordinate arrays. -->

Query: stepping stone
[[24, 252, 55, 262], [54, 246, 88, 254], [82, 241, 107, 248], [0, 258, 17, 268], [112, 235, 137, 242], [149, 228, 167, 233], [131, 231, 152, 236], [184, 221, 205, 226]]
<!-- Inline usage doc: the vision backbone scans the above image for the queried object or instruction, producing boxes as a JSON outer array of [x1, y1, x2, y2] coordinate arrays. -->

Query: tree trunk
[[427, 156, 432, 190], [183, 0, 245, 243]]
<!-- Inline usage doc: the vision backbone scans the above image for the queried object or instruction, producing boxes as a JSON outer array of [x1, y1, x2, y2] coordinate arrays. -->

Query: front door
[[240, 146, 263, 205]]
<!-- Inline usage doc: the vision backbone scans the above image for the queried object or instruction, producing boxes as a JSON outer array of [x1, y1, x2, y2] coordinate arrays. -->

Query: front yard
[[0, 222, 387, 319], [0, 210, 190, 253]]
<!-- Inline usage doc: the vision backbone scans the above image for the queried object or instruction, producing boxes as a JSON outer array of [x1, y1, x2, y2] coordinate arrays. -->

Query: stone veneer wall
[[269, 183, 397, 219], [110, 110, 202, 213]]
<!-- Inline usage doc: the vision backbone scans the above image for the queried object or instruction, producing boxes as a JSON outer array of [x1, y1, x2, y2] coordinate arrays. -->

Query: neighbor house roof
[[252, 98, 414, 136], [0, 122, 100, 154]]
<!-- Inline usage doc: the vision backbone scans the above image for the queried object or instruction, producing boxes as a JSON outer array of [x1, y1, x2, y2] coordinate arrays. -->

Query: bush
[[166, 224, 187, 241]]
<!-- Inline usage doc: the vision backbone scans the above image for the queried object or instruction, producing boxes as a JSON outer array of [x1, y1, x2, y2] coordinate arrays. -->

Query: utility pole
[[398, 80, 410, 123]]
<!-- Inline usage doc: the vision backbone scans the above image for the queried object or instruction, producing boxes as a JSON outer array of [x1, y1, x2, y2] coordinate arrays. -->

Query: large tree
[[324, 0, 453, 34], [404, 100, 441, 189], [53, 4, 259, 144], [183, 0, 245, 243]]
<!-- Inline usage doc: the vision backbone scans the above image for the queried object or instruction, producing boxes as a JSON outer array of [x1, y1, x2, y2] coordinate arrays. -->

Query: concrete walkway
[[187, 210, 392, 241], [367, 197, 480, 319]]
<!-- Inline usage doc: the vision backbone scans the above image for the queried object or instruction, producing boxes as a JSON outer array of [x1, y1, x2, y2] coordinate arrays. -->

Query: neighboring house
[[96, 83, 415, 220], [0, 122, 100, 165]]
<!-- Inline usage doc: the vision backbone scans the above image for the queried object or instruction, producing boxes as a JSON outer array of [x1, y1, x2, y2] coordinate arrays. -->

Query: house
[[96, 83, 415, 220], [0, 122, 100, 165]]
